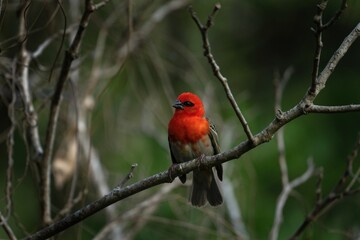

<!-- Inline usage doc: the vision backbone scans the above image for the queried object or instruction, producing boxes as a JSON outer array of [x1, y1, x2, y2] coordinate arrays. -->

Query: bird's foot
[[168, 164, 177, 183], [196, 153, 207, 169]]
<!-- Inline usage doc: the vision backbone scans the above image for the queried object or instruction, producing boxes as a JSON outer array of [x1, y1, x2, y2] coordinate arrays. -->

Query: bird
[[168, 92, 223, 207]]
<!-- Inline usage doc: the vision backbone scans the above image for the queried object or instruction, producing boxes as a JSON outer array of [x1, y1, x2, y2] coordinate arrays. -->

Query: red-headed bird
[[168, 92, 223, 207]]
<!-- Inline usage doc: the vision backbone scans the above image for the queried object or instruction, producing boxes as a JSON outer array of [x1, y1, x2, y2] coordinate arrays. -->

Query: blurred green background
[[1, 0, 360, 239]]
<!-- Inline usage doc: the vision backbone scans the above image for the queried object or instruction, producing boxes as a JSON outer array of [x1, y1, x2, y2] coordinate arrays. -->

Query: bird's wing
[[208, 119, 223, 181], [168, 137, 187, 183]]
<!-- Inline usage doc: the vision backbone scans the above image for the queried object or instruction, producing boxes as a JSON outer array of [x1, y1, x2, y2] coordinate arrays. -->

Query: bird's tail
[[191, 169, 223, 207]]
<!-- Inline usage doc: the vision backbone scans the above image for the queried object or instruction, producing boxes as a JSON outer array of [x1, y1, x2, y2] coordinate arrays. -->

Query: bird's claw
[[196, 153, 207, 169], [168, 164, 177, 183]]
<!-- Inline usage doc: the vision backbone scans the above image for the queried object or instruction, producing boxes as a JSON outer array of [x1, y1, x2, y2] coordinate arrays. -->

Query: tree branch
[[308, 22, 360, 99], [270, 68, 315, 240], [306, 104, 360, 113], [289, 135, 360, 239], [15, 0, 44, 159], [310, 0, 326, 89], [189, 4, 254, 142], [4, 61, 16, 220], [310, 0, 348, 94], [270, 159, 315, 240], [40, 0, 110, 226], [273, 67, 294, 185], [118, 164, 138, 188], [0, 212, 17, 240]]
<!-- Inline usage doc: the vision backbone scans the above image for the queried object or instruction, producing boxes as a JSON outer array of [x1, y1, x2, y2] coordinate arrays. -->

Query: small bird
[[168, 92, 223, 207]]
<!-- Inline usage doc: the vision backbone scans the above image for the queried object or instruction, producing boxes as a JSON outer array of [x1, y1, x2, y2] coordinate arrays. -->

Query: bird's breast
[[168, 116, 209, 143]]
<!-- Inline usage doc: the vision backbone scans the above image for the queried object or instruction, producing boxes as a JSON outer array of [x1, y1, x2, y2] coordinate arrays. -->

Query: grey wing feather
[[208, 119, 223, 181], [168, 137, 187, 183]]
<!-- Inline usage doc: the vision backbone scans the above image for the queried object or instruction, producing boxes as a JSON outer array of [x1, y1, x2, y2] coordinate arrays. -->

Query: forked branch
[[189, 4, 254, 143]]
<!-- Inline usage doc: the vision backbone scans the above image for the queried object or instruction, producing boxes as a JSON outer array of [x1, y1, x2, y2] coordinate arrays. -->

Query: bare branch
[[270, 68, 314, 240], [54, 190, 86, 222], [121, 183, 180, 239], [78, 125, 125, 239], [306, 104, 360, 113], [322, 0, 348, 30], [222, 176, 249, 240], [290, 135, 360, 239], [15, 0, 43, 159], [3, 62, 17, 220], [310, 0, 348, 94], [40, 0, 110, 225], [118, 164, 138, 188], [315, 167, 324, 205], [310, 0, 327, 90], [271, 159, 315, 240], [0, 212, 17, 240], [308, 22, 360, 99], [32, 24, 77, 58], [92, 0, 111, 10], [189, 4, 254, 142], [273, 67, 294, 186]]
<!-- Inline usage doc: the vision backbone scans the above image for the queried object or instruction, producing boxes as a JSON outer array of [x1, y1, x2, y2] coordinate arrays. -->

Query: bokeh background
[[1, 0, 360, 239]]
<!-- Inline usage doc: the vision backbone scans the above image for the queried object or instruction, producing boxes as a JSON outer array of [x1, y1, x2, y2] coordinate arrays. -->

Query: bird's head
[[172, 92, 205, 117]]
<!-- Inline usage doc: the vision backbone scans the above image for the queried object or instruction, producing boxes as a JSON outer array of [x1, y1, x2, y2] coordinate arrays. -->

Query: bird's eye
[[183, 101, 194, 107]]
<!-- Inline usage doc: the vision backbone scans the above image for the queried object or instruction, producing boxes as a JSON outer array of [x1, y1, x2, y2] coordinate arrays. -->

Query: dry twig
[[310, 0, 348, 94], [270, 68, 315, 240], [0, 212, 17, 240], [289, 135, 360, 239], [189, 4, 254, 142], [40, 0, 110, 225], [118, 164, 138, 188]]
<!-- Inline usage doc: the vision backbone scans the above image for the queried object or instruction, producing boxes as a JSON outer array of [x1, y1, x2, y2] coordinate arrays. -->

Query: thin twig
[[308, 22, 360, 100], [189, 4, 254, 142], [322, 0, 348, 30], [0, 212, 17, 240], [40, 0, 109, 226], [270, 67, 313, 240], [102, 183, 180, 240], [270, 159, 315, 240], [273, 67, 294, 185], [222, 176, 249, 240], [345, 135, 360, 191], [310, 0, 327, 92], [32, 24, 77, 58], [4, 61, 16, 220], [78, 123, 124, 238], [15, 0, 43, 160], [306, 104, 360, 113], [289, 135, 360, 239], [310, 0, 348, 95], [315, 167, 324, 205], [118, 164, 138, 188], [54, 190, 86, 221]]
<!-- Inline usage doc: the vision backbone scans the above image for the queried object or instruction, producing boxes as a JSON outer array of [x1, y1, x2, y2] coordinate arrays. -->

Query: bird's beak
[[172, 99, 184, 110]]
